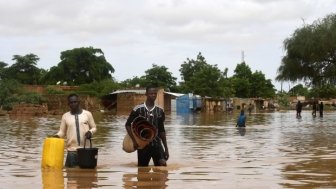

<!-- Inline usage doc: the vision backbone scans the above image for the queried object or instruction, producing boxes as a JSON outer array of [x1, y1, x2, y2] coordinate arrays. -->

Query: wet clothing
[[312, 103, 317, 117], [56, 109, 97, 168], [56, 110, 97, 151], [296, 102, 302, 118], [125, 103, 166, 166], [237, 114, 246, 127], [137, 141, 165, 166], [319, 103, 324, 117], [65, 151, 78, 168]]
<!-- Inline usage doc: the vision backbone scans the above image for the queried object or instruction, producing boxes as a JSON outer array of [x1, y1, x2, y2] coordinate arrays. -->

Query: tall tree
[[179, 53, 229, 97], [250, 71, 275, 98], [143, 64, 177, 91], [288, 84, 309, 96], [187, 64, 226, 97], [42, 47, 114, 85], [232, 62, 252, 97], [0, 61, 8, 80], [179, 52, 208, 82], [120, 76, 147, 88], [232, 62, 275, 98], [276, 14, 336, 87], [4, 54, 42, 84]]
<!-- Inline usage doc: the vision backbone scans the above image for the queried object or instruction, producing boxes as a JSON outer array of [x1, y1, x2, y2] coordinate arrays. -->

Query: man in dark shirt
[[319, 101, 324, 117], [296, 101, 302, 118], [125, 86, 169, 166]]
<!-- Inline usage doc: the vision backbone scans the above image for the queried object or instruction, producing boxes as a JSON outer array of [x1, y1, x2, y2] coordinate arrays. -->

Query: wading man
[[125, 86, 169, 166], [55, 93, 97, 167]]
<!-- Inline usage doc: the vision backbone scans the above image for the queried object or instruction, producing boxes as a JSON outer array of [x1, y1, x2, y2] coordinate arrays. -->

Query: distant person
[[248, 103, 253, 115], [312, 101, 317, 117], [55, 93, 97, 167], [296, 101, 302, 118], [319, 101, 324, 117], [236, 110, 246, 127], [125, 86, 169, 166], [226, 103, 233, 114]]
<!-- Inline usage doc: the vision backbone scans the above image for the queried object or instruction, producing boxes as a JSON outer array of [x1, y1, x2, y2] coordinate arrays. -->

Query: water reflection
[[123, 167, 168, 189], [1, 111, 336, 188], [65, 168, 98, 189], [237, 127, 246, 136], [42, 169, 64, 189]]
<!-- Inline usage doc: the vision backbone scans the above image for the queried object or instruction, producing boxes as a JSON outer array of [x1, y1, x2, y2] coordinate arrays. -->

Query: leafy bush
[[78, 79, 120, 97], [276, 92, 290, 109], [45, 86, 65, 94], [2, 95, 19, 111], [19, 92, 46, 104]]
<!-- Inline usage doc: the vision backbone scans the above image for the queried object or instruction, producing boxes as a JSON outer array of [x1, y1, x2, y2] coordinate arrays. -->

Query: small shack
[[164, 92, 184, 113], [176, 93, 194, 113], [106, 88, 165, 115]]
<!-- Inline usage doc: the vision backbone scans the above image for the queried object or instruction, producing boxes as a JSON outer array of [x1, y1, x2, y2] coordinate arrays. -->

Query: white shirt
[[56, 109, 97, 151]]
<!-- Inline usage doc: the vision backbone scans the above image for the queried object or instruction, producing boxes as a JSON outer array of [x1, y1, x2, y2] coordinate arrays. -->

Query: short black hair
[[146, 85, 157, 92], [67, 93, 79, 100]]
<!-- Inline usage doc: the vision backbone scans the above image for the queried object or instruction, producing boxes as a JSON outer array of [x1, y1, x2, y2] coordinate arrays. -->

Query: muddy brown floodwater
[[1, 110, 336, 189]]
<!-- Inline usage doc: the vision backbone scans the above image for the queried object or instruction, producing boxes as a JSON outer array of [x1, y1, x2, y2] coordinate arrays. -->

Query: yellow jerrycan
[[41, 137, 65, 169]]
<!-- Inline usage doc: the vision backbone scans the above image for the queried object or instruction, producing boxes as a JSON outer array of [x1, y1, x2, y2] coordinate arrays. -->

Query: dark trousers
[[137, 142, 165, 166], [65, 151, 78, 168]]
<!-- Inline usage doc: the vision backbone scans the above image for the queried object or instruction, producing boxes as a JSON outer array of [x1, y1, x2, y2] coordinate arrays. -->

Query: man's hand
[[85, 131, 92, 139]]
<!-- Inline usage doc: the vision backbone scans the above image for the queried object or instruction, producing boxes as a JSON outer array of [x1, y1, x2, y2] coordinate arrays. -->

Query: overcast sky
[[0, 0, 335, 91]]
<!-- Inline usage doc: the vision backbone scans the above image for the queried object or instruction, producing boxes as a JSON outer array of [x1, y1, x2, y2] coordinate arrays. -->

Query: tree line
[[0, 49, 276, 99], [1, 13, 336, 110], [277, 13, 336, 99]]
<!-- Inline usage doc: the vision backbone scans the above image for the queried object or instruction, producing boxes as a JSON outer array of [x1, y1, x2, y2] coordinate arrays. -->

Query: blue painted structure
[[176, 94, 193, 113]]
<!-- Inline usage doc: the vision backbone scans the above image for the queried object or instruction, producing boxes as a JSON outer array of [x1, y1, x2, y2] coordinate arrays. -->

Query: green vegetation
[[277, 13, 336, 98], [41, 47, 114, 85], [2, 13, 336, 106], [0, 79, 45, 110]]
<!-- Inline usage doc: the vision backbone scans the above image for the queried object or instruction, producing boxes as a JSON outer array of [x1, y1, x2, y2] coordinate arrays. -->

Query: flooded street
[[1, 110, 336, 188]]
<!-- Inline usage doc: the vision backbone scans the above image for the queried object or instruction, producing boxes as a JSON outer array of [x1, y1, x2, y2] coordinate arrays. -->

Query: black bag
[[77, 139, 98, 169]]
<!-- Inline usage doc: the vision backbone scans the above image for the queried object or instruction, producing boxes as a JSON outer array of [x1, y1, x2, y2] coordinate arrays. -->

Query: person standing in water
[[55, 93, 97, 167], [319, 101, 324, 117], [312, 101, 317, 117], [125, 86, 169, 166], [296, 101, 302, 118], [236, 109, 246, 127]]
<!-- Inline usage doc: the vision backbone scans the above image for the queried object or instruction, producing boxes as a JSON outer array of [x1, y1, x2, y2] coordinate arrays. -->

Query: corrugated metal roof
[[164, 91, 185, 97], [110, 89, 146, 94]]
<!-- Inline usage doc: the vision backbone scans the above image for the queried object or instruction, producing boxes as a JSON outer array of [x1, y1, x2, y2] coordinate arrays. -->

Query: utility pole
[[241, 50, 245, 63]]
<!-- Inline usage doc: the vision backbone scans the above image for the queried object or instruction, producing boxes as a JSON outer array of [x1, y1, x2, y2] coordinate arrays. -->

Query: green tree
[[0, 79, 22, 110], [42, 47, 114, 85], [179, 53, 229, 97], [179, 52, 208, 82], [4, 54, 42, 84], [276, 14, 336, 87], [288, 84, 309, 96], [78, 79, 120, 97], [309, 85, 336, 98], [232, 62, 275, 98], [0, 61, 8, 80], [143, 64, 177, 91], [232, 62, 252, 97], [250, 71, 275, 98], [120, 76, 147, 88], [188, 64, 227, 97]]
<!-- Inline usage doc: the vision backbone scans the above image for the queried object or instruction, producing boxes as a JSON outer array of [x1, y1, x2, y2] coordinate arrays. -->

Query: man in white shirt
[[55, 93, 97, 167]]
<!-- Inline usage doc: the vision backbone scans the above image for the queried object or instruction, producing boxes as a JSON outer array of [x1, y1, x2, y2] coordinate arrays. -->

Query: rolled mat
[[123, 116, 158, 153]]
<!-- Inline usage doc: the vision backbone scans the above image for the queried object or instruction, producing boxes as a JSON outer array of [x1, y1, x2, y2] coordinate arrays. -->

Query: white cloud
[[0, 0, 335, 90]]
